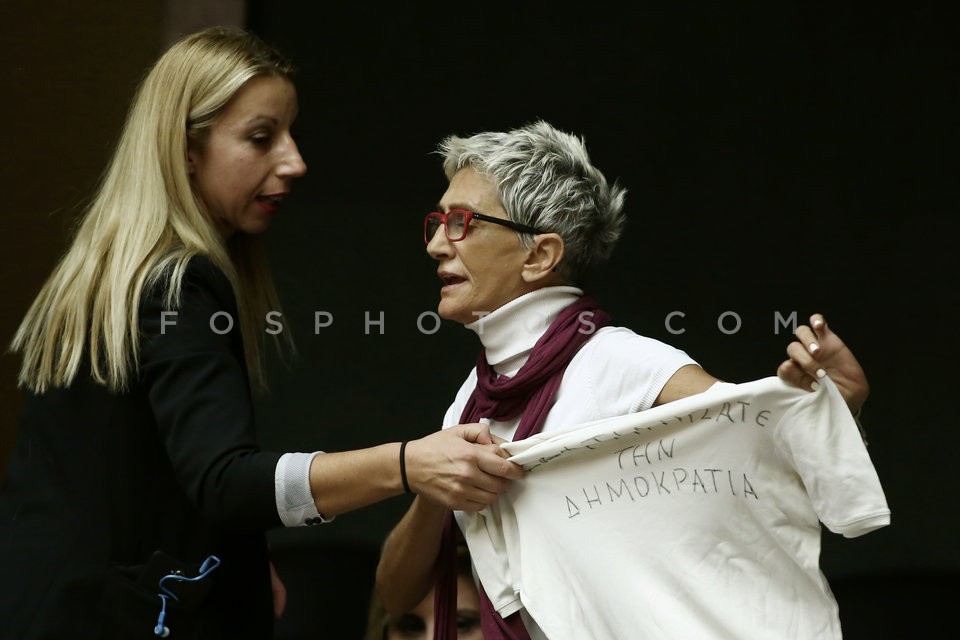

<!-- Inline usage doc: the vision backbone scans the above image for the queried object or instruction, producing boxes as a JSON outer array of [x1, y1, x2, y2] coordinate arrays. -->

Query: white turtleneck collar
[[464, 286, 584, 376]]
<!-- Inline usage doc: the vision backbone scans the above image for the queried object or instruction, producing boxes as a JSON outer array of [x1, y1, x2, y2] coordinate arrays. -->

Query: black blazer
[[0, 257, 284, 639]]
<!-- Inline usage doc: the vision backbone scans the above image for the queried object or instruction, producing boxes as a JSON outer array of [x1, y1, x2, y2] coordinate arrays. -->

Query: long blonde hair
[[12, 26, 295, 393]]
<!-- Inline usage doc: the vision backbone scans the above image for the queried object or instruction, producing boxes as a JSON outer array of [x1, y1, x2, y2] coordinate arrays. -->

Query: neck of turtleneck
[[465, 285, 584, 376]]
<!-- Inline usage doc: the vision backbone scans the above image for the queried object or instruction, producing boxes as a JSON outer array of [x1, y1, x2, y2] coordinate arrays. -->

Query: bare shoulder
[[654, 364, 719, 406]]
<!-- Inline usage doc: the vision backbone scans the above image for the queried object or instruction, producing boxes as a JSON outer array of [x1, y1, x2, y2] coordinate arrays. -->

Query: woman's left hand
[[777, 313, 869, 415]]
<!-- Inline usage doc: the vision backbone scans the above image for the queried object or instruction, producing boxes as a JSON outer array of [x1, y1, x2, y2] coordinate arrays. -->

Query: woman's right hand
[[404, 424, 524, 511]]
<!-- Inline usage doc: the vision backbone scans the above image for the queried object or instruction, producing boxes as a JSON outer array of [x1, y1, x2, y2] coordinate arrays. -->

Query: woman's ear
[[186, 149, 196, 175], [522, 233, 565, 283]]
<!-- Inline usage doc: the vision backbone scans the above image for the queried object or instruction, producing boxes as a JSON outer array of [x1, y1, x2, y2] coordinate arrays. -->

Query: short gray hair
[[438, 120, 626, 283]]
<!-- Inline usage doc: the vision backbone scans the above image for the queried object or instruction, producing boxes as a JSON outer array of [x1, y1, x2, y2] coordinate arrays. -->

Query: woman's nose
[[426, 225, 453, 259], [279, 137, 307, 178]]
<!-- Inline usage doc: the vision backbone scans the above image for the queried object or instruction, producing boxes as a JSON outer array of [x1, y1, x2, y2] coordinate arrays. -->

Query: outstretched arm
[[777, 313, 869, 415], [308, 423, 522, 517]]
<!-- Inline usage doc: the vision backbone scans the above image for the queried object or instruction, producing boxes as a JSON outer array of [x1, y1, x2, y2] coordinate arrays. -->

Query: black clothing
[[0, 257, 283, 639]]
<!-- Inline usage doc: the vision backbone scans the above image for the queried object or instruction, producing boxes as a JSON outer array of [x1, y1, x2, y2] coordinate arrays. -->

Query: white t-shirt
[[442, 286, 698, 638], [465, 376, 890, 640]]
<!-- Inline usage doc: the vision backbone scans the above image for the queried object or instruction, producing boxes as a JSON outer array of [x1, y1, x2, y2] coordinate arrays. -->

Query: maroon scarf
[[434, 295, 610, 640]]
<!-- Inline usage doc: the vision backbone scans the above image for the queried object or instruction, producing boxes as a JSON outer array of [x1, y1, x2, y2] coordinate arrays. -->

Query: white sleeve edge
[[831, 511, 892, 538], [275, 451, 335, 527]]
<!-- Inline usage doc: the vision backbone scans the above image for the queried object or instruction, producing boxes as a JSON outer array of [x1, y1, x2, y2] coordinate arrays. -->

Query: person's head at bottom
[[386, 574, 481, 640], [367, 547, 481, 640]]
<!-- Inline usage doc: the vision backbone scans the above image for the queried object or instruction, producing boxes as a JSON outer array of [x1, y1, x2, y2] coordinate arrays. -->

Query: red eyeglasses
[[424, 209, 547, 244]]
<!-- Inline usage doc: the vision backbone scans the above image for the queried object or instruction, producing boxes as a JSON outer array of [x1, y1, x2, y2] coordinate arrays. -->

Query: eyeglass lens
[[426, 210, 468, 242]]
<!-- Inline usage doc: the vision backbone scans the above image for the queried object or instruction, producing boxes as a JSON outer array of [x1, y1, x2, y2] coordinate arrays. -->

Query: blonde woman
[[0, 26, 520, 639]]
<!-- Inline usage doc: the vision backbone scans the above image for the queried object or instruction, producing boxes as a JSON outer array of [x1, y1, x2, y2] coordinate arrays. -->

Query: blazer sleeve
[[138, 257, 283, 531]]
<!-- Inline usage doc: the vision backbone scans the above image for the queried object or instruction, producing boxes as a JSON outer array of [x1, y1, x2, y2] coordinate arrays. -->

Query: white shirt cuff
[[275, 451, 335, 527]]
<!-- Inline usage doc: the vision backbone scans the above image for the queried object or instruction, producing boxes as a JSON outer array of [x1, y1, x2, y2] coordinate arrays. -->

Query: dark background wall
[[3, 2, 956, 638], [1, 1, 163, 477]]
